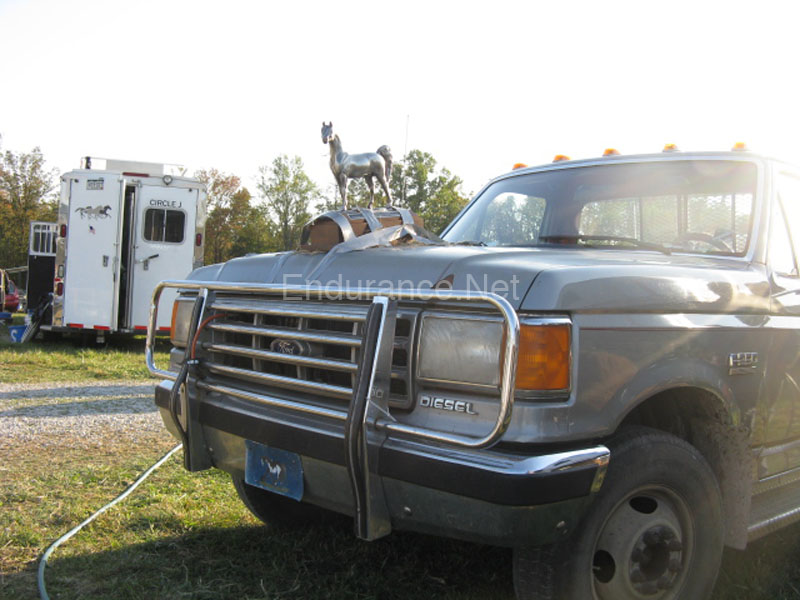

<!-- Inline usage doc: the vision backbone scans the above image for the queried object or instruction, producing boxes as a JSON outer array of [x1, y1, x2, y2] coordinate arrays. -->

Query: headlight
[[418, 315, 504, 386], [417, 314, 571, 393], [170, 296, 196, 347]]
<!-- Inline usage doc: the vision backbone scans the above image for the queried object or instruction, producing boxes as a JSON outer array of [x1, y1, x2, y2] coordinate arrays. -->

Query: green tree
[[391, 149, 469, 234], [228, 188, 278, 258], [258, 155, 319, 251], [196, 169, 275, 263], [391, 149, 437, 213], [0, 145, 58, 268], [196, 168, 241, 211], [196, 168, 240, 264]]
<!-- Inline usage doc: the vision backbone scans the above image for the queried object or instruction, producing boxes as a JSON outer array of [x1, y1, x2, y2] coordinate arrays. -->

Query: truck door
[[764, 171, 800, 477], [129, 184, 198, 331], [62, 175, 123, 330]]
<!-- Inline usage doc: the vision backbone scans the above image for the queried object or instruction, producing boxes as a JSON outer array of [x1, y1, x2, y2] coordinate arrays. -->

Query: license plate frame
[[244, 440, 304, 501]]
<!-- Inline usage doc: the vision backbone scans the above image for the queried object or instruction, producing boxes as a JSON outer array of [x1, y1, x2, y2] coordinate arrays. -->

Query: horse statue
[[321, 122, 393, 210]]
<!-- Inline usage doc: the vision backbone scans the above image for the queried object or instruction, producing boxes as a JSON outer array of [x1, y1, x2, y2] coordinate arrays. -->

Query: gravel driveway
[[0, 380, 172, 455]]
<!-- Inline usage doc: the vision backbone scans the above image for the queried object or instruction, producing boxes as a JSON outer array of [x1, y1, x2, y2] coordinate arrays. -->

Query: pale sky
[[1, 0, 799, 199]]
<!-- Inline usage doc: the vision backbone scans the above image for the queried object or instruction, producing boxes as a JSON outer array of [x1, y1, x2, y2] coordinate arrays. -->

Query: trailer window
[[144, 209, 185, 243], [30, 223, 58, 255]]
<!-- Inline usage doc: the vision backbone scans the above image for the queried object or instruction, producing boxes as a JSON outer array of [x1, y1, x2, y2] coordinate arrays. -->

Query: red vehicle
[[1, 269, 20, 313]]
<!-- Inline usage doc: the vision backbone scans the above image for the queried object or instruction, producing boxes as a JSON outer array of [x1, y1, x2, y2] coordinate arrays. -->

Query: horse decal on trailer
[[75, 205, 112, 219]]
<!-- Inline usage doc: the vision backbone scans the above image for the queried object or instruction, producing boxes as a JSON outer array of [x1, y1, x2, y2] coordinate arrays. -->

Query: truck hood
[[191, 244, 539, 309], [189, 244, 769, 313]]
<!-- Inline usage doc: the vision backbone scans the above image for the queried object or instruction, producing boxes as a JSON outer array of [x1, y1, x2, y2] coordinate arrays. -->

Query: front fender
[[566, 316, 767, 440]]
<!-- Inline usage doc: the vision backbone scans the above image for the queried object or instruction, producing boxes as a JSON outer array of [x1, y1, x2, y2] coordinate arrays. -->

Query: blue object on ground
[[8, 325, 26, 342]]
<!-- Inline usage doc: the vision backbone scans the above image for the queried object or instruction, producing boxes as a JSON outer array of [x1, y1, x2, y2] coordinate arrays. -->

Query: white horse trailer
[[48, 158, 206, 340]]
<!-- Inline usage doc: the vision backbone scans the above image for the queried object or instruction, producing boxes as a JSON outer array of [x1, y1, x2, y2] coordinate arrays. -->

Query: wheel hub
[[591, 489, 692, 600], [629, 525, 683, 595]]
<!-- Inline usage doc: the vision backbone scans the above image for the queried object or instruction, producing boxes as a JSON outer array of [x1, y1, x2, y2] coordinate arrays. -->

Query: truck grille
[[202, 295, 416, 409]]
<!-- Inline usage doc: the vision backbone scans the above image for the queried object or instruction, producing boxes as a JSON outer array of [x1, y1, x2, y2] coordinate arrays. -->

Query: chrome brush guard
[[145, 280, 520, 539]]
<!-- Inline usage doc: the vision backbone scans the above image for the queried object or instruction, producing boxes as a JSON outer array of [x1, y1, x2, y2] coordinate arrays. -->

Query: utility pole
[[402, 115, 410, 206]]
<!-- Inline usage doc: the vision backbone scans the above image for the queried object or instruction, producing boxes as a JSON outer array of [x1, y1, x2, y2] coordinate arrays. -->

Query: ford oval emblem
[[270, 338, 305, 355]]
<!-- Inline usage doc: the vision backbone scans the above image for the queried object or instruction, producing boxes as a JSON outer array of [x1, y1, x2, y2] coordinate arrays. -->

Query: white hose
[[38, 443, 183, 600]]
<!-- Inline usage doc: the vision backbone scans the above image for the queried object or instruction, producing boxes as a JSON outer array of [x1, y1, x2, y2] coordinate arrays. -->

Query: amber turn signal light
[[515, 323, 571, 391], [170, 296, 196, 347], [170, 299, 180, 341]]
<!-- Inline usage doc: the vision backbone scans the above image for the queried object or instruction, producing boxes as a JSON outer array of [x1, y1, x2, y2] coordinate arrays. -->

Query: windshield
[[443, 160, 758, 255]]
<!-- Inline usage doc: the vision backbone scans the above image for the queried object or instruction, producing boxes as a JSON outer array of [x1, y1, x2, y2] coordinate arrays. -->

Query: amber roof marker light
[[512, 162, 528, 170], [662, 143, 680, 153], [552, 154, 571, 162], [602, 148, 621, 157], [731, 142, 749, 151]]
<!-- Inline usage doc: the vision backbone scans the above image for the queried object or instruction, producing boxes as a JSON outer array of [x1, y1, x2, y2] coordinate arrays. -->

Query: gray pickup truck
[[148, 149, 800, 600]]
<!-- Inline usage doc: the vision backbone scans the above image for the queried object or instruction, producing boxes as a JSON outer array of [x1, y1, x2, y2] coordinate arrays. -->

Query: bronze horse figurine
[[321, 122, 393, 210]]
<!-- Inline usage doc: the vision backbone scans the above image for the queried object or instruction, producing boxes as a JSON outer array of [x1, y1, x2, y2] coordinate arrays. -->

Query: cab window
[[480, 193, 546, 245], [777, 174, 800, 271], [444, 160, 757, 255]]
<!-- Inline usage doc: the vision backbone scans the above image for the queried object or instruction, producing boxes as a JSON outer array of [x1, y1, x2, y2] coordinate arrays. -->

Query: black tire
[[232, 475, 341, 528], [513, 427, 724, 600], [41, 330, 60, 343]]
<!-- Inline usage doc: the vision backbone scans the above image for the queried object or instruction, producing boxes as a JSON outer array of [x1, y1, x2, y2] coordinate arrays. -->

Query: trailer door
[[28, 221, 57, 317], [62, 176, 123, 330], [129, 185, 198, 331]]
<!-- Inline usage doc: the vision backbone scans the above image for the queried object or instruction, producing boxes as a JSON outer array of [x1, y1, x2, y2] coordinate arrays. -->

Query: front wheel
[[232, 476, 343, 529], [513, 427, 724, 600]]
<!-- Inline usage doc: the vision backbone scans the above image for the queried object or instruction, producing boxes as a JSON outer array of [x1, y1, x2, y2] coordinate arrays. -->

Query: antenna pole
[[402, 115, 410, 205]]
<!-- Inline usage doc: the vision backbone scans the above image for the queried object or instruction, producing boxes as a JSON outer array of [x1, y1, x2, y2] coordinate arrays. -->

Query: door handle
[[136, 254, 160, 270]]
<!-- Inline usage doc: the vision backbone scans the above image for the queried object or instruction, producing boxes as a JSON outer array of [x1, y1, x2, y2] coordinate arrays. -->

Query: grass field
[[0, 323, 172, 383], [3, 333, 800, 599]]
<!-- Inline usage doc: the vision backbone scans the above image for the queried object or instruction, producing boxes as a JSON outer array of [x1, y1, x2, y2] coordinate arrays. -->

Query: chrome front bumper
[[155, 378, 609, 546]]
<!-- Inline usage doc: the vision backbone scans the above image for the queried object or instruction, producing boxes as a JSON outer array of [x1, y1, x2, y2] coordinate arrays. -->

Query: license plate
[[244, 441, 304, 501]]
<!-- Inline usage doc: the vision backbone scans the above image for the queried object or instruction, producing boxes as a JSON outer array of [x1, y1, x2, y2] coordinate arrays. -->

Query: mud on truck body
[[148, 149, 800, 599]]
